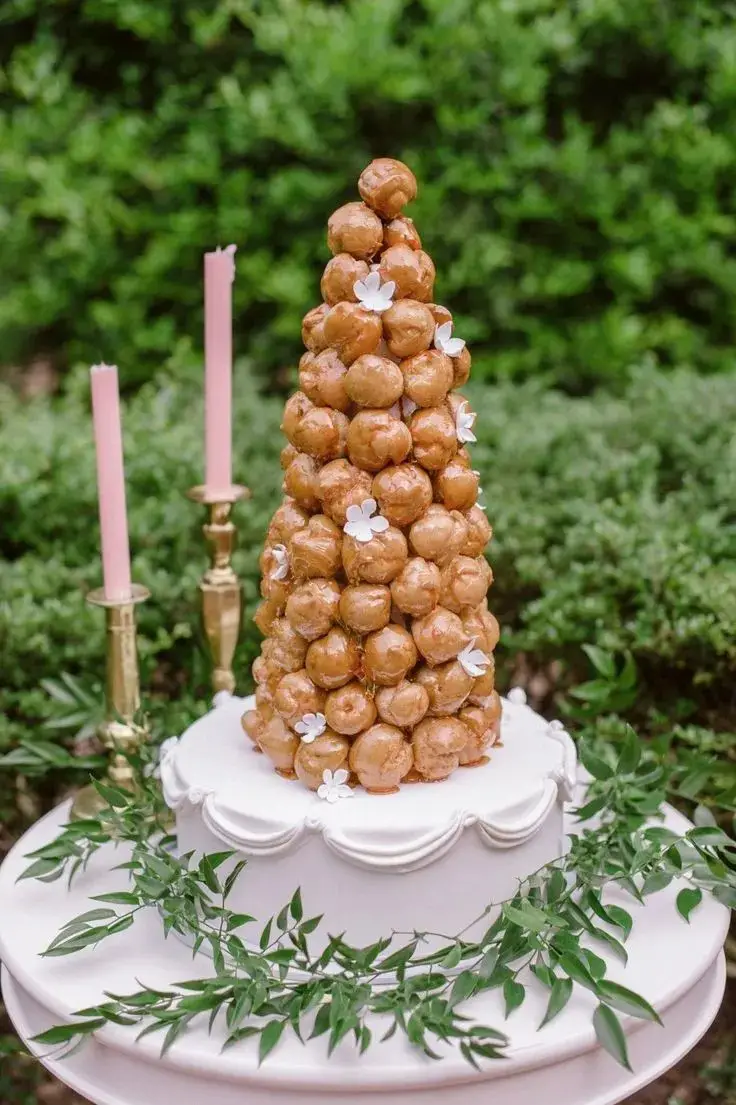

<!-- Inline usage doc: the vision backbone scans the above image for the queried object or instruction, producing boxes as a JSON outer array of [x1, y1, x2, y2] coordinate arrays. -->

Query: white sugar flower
[[270, 544, 289, 581], [457, 638, 491, 678], [455, 400, 477, 445], [507, 686, 528, 706], [353, 271, 395, 313], [318, 768, 354, 803], [295, 712, 327, 744], [434, 321, 466, 357], [344, 498, 389, 544], [472, 472, 488, 512], [401, 396, 418, 418]]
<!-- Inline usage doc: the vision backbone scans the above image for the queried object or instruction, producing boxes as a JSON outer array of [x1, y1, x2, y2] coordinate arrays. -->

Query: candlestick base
[[187, 485, 250, 696], [70, 585, 150, 823]]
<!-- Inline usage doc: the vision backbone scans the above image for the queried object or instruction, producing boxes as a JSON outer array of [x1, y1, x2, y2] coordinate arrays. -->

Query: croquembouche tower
[[241, 158, 501, 794]]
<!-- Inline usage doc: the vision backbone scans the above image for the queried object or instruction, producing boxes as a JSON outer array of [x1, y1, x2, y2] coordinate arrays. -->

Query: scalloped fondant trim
[[162, 696, 577, 872]]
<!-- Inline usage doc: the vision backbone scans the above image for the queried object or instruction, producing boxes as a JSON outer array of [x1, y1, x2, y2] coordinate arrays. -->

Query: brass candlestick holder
[[187, 484, 250, 695], [71, 583, 150, 821]]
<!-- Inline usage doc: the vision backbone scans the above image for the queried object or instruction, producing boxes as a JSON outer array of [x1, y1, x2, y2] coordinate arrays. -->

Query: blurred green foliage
[[2, 0, 736, 389]]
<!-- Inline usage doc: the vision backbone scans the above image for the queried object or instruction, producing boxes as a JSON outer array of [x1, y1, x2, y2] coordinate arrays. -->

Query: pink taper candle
[[90, 364, 132, 601], [204, 244, 237, 494]]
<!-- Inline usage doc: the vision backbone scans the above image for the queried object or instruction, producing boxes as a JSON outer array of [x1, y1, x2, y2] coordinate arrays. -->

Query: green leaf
[[33, 1019, 105, 1046], [641, 871, 673, 896], [259, 920, 272, 951], [478, 948, 498, 979], [596, 981, 662, 1025], [540, 978, 572, 1028], [557, 952, 599, 993], [688, 827, 727, 848], [503, 979, 525, 1018], [605, 906, 633, 939], [593, 1004, 632, 1071], [503, 902, 553, 934], [290, 888, 303, 924], [582, 645, 616, 679], [578, 741, 614, 781], [617, 728, 641, 775], [449, 970, 477, 1007], [676, 887, 703, 923], [590, 927, 628, 965]]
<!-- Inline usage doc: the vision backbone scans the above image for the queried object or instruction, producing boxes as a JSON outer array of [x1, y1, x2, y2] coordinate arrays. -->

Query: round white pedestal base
[[0, 803, 728, 1105]]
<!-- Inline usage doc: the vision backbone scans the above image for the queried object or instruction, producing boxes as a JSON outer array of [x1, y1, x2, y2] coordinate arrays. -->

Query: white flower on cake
[[434, 321, 466, 357], [343, 498, 389, 544], [507, 686, 528, 705], [457, 639, 491, 678], [455, 400, 477, 445], [401, 396, 418, 418], [295, 712, 327, 744], [317, 768, 353, 803], [270, 544, 289, 581], [353, 271, 395, 313]]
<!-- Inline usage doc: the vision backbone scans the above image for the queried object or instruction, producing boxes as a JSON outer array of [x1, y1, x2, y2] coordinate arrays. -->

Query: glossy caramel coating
[[390, 557, 441, 617], [411, 605, 470, 665], [414, 659, 473, 716], [267, 617, 309, 674], [382, 300, 435, 359], [363, 624, 418, 686], [317, 459, 373, 524], [342, 525, 408, 584], [285, 577, 341, 640], [299, 348, 350, 412], [282, 391, 315, 444], [292, 406, 349, 461], [327, 202, 384, 259], [347, 410, 412, 471], [461, 506, 493, 557], [301, 303, 331, 353], [323, 301, 383, 365], [344, 354, 404, 408], [409, 406, 458, 470], [408, 504, 468, 565], [371, 463, 433, 526], [412, 717, 470, 781], [463, 607, 501, 656], [358, 158, 417, 219], [469, 661, 495, 705], [259, 546, 292, 605], [378, 245, 433, 301], [283, 453, 321, 511], [325, 681, 377, 735], [439, 555, 493, 613], [321, 253, 370, 305], [400, 349, 454, 407], [254, 597, 281, 636], [258, 714, 299, 777], [295, 731, 350, 790], [288, 515, 342, 581], [457, 703, 495, 765], [267, 499, 309, 546], [451, 345, 471, 388], [433, 460, 479, 511], [305, 627, 360, 690], [375, 680, 429, 728], [349, 724, 413, 793], [338, 583, 392, 633], [241, 708, 261, 747], [274, 669, 326, 728], [426, 303, 453, 328], [280, 441, 299, 470], [384, 215, 421, 251]]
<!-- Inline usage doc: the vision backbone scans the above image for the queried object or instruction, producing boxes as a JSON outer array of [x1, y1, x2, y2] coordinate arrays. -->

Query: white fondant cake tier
[[162, 693, 576, 950]]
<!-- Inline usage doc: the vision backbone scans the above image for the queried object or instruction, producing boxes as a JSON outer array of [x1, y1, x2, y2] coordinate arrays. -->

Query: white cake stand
[[0, 799, 728, 1105]]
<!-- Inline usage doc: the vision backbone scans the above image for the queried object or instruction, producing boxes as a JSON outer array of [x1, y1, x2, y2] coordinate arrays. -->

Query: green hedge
[[2, 362, 734, 782], [2, 0, 736, 390]]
